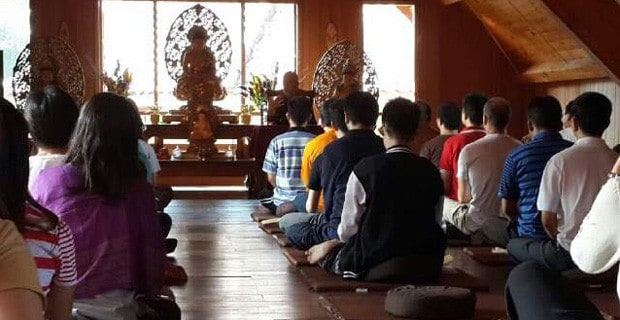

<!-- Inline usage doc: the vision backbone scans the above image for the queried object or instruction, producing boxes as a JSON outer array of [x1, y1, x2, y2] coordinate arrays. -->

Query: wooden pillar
[[297, 0, 363, 89], [30, 0, 101, 100]]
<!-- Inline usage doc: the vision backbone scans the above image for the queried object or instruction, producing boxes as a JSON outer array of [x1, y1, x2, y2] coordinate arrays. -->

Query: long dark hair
[[66, 93, 142, 200], [0, 98, 58, 231]]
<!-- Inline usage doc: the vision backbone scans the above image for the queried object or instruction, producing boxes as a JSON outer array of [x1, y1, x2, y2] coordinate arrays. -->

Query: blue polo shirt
[[498, 131, 573, 238]]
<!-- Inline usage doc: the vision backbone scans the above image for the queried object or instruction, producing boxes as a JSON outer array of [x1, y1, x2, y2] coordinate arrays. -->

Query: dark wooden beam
[[540, 0, 620, 85]]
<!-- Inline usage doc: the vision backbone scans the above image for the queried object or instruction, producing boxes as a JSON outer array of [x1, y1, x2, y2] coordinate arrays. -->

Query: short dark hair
[[437, 102, 461, 130], [484, 97, 512, 130], [462, 93, 488, 126], [286, 96, 313, 125], [613, 144, 620, 154], [416, 101, 432, 123], [527, 96, 563, 131], [66, 93, 143, 200], [344, 91, 379, 127], [327, 99, 347, 133], [319, 99, 336, 126], [382, 98, 420, 141], [568, 92, 612, 137], [25, 86, 79, 149]]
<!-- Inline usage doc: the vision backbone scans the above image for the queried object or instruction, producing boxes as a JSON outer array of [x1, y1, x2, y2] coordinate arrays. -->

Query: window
[[363, 4, 415, 108], [102, 1, 296, 111], [0, 0, 30, 105]]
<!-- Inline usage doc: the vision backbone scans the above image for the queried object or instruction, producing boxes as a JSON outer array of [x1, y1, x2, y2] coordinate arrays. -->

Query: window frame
[[100, 0, 298, 110]]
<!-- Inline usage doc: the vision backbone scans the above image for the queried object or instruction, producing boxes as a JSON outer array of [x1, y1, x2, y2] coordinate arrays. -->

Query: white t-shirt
[[559, 128, 576, 142], [28, 154, 66, 191], [537, 137, 618, 251], [457, 134, 521, 229], [571, 176, 620, 301]]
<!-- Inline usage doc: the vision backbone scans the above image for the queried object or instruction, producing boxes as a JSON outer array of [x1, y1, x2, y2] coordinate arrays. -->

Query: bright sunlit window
[[102, 1, 296, 111], [0, 0, 30, 105], [363, 4, 415, 108]]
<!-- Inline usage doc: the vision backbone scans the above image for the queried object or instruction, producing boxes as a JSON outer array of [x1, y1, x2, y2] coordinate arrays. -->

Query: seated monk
[[332, 61, 363, 100], [267, 71, 315, 125], [306, 98, 446, 281]]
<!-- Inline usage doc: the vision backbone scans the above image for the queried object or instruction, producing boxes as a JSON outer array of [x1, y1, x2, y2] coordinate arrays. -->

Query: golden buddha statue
[[175, 25, 225, 157], [332, 59, 363, 100]]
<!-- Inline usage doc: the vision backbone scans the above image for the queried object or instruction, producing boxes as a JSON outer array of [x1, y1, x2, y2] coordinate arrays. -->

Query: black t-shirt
[[338, 147, 446, 278], [308, 129, 385, 240]]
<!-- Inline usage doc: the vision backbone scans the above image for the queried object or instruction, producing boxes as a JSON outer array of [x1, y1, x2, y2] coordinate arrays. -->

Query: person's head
[[437, 102, 461, 132], [66, 93, 143, 199], [527, 96, 563, 133], [483, 97, 512, 132], [344, 91, 379, 129], [286, 95, 313, 126], [319, 99, 336, 128], [416, 101, 432, 124], [0, 98, 29, 230], [327, 99, 348, 135], [25, 86, 79, 150], [283, 72, 299, 95], [381, 98, 420, 145], [568, 92, 612, 138], [562, 100, 575, 129], [461, 93, 487, 127]]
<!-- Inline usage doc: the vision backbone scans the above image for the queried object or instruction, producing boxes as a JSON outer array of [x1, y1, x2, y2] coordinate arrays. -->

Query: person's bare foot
[[306, 239, 341, 264]]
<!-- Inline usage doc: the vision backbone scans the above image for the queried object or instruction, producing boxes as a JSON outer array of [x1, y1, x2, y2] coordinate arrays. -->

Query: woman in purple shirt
[[31, 93, 179, 320]]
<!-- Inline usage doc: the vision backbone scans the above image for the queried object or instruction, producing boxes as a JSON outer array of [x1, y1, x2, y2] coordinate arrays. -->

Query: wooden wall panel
[[297, 0, 363, 88], [534, 79, 620, 147], [415, 1, 531, 138], [30, 0, 101, 100]]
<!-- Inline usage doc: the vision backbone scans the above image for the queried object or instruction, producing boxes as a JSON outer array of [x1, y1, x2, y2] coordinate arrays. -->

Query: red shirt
[[439, 127, 486, 200]]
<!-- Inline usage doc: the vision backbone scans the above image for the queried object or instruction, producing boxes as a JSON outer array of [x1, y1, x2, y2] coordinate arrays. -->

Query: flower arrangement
[[240, 74, 277, 125], [240, 75, 275, 113], [102, 60, 132, 97]]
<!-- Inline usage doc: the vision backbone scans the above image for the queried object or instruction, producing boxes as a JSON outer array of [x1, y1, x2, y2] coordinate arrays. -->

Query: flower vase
[[240, 113, 252, 125], [150, 113, 160, 124]]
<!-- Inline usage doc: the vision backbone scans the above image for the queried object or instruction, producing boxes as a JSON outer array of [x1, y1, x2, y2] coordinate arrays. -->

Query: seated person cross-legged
[[482, 96, 572, 248], [280, 92, 385, 250], [31, 93, 180, 320], [260, 96, 317, 216], [24, 86, 79, 190], [440, 93, 487, 219], [307, 98, 446, 282], [504, 156, 620, 320], [281, 99, 345, 214], [443, 98, 521, 240], [420, 102, 461, 168], [507, 92, 618, 272]]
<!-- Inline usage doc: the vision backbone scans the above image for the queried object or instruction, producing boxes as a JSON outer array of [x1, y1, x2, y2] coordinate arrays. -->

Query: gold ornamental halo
[[312, 40, 379, 109], [12, 37, 85, 109]]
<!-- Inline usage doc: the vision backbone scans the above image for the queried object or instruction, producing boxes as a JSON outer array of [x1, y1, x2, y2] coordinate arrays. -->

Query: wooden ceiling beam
[[440, 0, 463, 6], [520, 59, 609, 83], [540, 0, 620, 85]]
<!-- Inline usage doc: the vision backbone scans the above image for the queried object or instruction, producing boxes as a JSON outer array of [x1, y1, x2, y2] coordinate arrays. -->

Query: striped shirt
[[24, 203, 78, 292], [263, 128, 316, 205], [498, 131, 572, 238]]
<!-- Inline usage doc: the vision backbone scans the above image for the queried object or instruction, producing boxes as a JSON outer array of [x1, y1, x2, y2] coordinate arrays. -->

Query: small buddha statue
[[175, 25, 225, 157], [35, 55, 60, 90], [332, 59, 363, 100]]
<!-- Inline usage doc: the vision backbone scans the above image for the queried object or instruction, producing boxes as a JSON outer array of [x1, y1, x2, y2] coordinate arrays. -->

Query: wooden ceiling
[[442, 0, 620, 84]]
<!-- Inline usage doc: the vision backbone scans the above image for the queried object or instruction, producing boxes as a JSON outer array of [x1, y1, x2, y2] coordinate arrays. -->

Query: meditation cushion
[[384, 285, 476, 319]]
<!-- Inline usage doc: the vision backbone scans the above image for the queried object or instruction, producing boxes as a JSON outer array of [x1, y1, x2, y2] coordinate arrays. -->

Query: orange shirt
[[301, 129, 338, 211]]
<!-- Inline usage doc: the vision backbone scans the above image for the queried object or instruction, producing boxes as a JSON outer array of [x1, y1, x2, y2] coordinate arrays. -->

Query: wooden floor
[[167, 200, 327, 320], [166, 199, 619, 320]]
